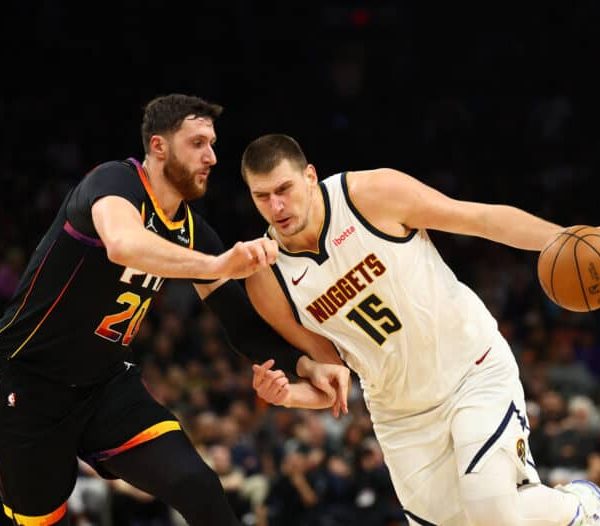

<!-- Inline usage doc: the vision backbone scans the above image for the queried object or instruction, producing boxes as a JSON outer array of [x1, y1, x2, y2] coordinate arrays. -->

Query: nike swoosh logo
[[292, 267, 309, 286], [475, 347, 492, 365]]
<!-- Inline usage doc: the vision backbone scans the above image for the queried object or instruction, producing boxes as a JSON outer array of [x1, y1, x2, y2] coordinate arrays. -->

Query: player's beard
[[285, 212, 310, 236], [163, 153, 207, 201]]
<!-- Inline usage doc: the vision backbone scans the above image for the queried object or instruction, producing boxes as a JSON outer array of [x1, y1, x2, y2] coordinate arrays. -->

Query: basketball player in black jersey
[[0, 95, 349, 526]]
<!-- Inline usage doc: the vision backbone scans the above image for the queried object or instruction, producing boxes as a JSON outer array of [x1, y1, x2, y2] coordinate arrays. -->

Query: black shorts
[[0, 361, 180, 523]]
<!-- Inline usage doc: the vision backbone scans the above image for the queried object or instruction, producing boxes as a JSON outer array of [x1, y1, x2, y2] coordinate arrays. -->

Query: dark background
[[2, 1, 600, 252], [2, 3, 600, 525], [3, 2, 600, 321]]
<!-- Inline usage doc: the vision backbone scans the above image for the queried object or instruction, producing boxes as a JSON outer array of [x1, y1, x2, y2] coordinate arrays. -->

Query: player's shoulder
[[345, 168, 400, 192], [81, 159, 142, 192], [325, 168, 386, 184], [87, 159, 136, 178], [346, 168, 392, 182], [73, 159, 144, 204]]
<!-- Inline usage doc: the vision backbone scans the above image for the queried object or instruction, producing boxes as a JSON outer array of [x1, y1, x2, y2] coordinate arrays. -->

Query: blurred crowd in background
[[2, 2, 600, 525]]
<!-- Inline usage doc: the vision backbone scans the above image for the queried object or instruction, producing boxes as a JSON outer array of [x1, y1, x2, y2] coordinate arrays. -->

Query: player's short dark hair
[[141, 94, 223, 154], [241, 134, 308, 183]]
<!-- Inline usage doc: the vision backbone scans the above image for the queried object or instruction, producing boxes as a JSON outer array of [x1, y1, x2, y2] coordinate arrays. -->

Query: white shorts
[[370, 332, 540, 525]]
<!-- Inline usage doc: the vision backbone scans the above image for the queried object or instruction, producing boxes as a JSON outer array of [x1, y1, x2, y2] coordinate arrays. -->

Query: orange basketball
[[537, 225, 600, 312]]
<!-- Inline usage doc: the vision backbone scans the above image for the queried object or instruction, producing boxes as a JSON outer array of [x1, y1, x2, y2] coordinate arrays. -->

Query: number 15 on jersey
[[346, 293, 402, 345]]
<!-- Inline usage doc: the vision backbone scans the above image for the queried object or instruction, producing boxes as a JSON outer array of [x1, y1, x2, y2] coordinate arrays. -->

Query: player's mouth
[[196, 171, 210, 182], [275, 216, 292, 228]]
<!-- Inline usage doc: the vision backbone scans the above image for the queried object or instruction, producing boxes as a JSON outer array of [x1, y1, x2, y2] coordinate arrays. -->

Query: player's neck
[[142, 159, 183, 220]]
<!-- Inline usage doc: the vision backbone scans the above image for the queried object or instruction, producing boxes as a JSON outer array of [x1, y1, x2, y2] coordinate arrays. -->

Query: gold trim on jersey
[[3, 502, 67, 526], [186, 206, 194, 249], [93, 420, 182, 461]]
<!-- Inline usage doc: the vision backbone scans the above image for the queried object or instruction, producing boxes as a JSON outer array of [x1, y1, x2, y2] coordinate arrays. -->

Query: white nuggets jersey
[[271, 172, 498, 421]]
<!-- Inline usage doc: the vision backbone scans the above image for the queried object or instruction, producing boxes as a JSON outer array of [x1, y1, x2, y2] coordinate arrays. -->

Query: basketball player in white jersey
[[240, 134, 600, 526]]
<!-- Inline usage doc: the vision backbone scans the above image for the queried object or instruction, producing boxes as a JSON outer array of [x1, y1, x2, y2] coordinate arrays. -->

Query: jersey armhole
[[271, 264, 302, 325], [339, 172, 418, 244]]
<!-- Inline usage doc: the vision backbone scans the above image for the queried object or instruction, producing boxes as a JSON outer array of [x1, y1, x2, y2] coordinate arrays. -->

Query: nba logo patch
[[7, 392, 16, 407], [516, 438, 526, 466]]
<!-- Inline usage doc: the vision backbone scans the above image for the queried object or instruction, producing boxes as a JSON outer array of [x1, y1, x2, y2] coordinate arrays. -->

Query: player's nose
[[203, 145, 217, 165], [270, 196, 284, 213]]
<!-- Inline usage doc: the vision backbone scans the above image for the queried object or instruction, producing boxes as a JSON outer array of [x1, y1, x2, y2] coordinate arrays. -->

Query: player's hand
[[213, 238, 278, 279], [297, 357, 350, 418], [252, 359, 291, 406]]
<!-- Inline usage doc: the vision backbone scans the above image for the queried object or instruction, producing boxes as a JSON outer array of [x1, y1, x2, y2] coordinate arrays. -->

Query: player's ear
[[305, 164, 318, 184], [149, 135, 168, 160]]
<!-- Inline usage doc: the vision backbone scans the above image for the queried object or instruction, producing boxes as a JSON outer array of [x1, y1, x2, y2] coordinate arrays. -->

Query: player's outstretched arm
[[92, 195, 276, 279], [346, 168, 564, 251]]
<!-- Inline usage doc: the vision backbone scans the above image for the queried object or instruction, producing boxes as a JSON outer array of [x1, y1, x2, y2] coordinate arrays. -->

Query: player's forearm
[[282, 380, 334, 410], [105, 227, 220, 279], [479, 205, 564, 251]]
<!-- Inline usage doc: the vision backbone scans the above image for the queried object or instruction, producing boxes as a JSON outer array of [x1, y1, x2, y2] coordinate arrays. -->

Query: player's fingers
[[273, 384, 290, 405], [331, 398, 341, 419], [262, 239, 279, 264], [316, 377, 336, 401], [259, 368, 287, 388], [255, 359, 275, 371], [249, 242, 267, 267], [267, 369, 287, 381], [270, 376, 289, 392], [336, 369, 350, 414], [262, 359, 275, 369], [252, 365, 265, 389], [235, 241, 254, 261], [252, 359, 275, 388], [257, 371, 285, 393], [262, 376, 289, 401]]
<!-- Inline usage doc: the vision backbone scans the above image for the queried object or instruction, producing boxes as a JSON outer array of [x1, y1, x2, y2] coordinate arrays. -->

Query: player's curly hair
[[141, 94, 223, 154]]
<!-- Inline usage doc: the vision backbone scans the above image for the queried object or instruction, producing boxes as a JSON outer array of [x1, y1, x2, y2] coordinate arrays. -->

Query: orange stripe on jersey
[[0, 239, 58, 335], [10, 256, 85, 358], [93, 421, 181, 462], [130, 159, 187, 231], [140, 201, 146, 224], [3, 501, 67, 526]]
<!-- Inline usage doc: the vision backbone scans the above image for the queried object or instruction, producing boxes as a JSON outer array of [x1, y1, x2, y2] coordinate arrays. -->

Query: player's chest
[[142, 204, 192, 249]]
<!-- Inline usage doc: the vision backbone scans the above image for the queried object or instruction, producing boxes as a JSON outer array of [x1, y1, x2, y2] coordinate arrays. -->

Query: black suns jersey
[[0, 158, 224, 385]]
